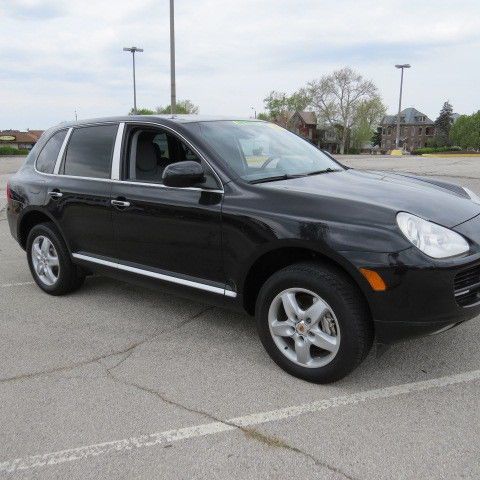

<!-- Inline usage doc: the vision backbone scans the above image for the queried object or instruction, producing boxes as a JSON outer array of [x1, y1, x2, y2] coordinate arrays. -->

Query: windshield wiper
[[249, 174, 306, 184], [306, 168, 341, 176]]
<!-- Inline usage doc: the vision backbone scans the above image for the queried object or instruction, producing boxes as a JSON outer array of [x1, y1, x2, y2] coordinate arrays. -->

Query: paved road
[[1, 155, 480, 479]]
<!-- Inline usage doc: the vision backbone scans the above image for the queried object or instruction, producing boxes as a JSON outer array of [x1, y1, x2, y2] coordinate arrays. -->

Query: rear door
[[45, 123, 118, 257]]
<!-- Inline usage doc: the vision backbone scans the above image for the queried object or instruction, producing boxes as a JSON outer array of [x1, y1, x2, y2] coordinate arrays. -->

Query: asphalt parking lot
[[1, 154, 480, 479]]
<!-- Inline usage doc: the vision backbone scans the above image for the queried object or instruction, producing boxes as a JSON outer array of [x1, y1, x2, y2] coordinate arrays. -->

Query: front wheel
[[255, 262, 373, 383]]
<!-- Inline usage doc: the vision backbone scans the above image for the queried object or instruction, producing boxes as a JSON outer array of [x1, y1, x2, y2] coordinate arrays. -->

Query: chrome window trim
[[53, 128, 73, 174], [30, 172, 222, 192], [72, 253, 237, 298], [32, 119, 225, 194], [111, 122, 125, 181], [121, 120, 224, 192], [112, 179, 223, 194]]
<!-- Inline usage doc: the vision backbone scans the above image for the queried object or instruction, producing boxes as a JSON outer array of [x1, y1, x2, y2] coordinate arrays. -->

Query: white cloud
[[1, 0, 479, 129]]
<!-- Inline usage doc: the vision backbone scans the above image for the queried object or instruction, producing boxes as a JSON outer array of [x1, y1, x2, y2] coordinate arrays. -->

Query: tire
[[26, 222, 85, 296], [255, 262, 373, 383]]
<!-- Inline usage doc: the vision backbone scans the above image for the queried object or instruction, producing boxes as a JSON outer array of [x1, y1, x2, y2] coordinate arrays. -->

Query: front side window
[[36, 129, 67, 174], [62, 124, 118, 178], [124, 127, 219, 189], [195, 121, 342, 183]]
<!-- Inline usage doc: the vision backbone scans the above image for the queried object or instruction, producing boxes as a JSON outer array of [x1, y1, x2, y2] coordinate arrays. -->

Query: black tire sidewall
[[256, 264, 369, 383]]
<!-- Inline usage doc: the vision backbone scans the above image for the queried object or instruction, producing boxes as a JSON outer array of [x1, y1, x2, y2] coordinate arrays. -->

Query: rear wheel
[[255, 262, 373, 383], [27, 222, 85, 295]]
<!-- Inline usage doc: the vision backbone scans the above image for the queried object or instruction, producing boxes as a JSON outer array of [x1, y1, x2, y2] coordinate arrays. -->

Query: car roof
[[56, 115, 264, 129]]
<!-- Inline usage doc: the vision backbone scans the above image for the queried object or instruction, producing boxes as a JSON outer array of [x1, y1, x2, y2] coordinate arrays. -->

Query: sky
[[1, 0, 480, 130]]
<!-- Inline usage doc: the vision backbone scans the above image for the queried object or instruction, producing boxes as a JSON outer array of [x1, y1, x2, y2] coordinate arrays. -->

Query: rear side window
[[36, 130, 67, 174], [63, 124, 118, 178]]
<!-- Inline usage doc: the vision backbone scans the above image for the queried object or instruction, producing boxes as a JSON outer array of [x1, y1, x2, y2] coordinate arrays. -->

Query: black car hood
[[263, 169, 480, 228]]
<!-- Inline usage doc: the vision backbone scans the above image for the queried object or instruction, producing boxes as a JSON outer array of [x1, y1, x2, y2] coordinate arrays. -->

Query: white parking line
[[0, 281, 35, 288], [1, 368, 480, 474]]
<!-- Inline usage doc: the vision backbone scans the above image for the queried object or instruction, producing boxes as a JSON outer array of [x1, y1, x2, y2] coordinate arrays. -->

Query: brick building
[[288, 111, 318, 144], [380, 107, 435, 151], [285, 111, 339, 152]]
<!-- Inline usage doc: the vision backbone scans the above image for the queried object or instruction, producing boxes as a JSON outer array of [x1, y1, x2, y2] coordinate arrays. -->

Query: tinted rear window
[[36, 130, 67, 174], [63, 124, 118, 178]]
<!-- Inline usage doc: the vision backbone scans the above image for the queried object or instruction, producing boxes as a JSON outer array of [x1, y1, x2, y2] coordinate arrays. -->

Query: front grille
[[454, 265, 480, 307]]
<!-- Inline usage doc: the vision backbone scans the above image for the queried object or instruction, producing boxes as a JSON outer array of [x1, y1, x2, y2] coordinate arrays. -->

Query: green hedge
[[411, 146, 462, 155], [0, 146, 29, 156]]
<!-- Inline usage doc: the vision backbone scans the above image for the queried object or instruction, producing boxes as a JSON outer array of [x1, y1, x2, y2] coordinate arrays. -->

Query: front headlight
[[396, 212, 469, 258]]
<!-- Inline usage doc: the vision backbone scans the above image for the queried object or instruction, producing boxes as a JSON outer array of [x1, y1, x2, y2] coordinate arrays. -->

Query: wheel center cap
[[296, 321, 308, 335]]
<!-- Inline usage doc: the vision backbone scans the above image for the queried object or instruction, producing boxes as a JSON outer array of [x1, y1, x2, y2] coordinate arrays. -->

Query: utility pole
[[251, 107, 257, 119], [395, 64, 411, 149], [123, 46, 144, 114], [170, 0, 177, 115]]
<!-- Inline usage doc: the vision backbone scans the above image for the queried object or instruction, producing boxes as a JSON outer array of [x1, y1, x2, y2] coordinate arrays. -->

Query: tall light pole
[[251, 107, 257, 119], [123, 46, 144, 114], [169, 0, 176, 115], [394, 64, 411, 149]]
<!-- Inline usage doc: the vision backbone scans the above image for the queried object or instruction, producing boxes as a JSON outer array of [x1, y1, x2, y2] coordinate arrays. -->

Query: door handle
[[48, 190, 63, 199], [111, 199, 131, 208]]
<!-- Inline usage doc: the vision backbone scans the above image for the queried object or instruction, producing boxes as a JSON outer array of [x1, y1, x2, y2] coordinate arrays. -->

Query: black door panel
[[46, 177, 113, 256], [111, 183, 224, 283]]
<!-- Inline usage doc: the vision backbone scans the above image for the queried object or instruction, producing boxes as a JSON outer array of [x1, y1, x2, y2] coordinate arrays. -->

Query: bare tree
[[308, 67, 379, 154]]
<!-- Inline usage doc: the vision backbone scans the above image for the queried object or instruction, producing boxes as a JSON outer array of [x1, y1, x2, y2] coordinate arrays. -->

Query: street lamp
[[123, 46, 144, 114], [251, 107, 256, 119], [394, 64, 411, 149], [170, 0, 176, 115]]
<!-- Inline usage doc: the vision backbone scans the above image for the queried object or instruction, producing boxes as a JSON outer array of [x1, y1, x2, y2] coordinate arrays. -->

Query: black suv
[[7, 116, 480, 382]]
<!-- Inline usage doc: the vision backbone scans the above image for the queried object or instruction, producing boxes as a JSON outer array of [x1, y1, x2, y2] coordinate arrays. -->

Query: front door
[[111, 124, 224, 286]]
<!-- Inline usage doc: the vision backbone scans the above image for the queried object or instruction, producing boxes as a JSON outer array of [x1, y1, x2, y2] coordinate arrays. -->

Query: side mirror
[[162, 161, 205, 188]]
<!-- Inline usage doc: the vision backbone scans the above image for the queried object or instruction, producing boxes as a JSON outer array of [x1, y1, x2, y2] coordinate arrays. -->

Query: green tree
[[263, 91, 289, 125], [263, 89, 312, 126], [450, 111, 480, 150], [350, 96, 386, 150], [156, 99, 199, 114], [257, 112, 270, 121], [129, 100, 199, 116], [128, 107, 156, 115], [434, 101, 454, 146], [286, 88, 311, 112]]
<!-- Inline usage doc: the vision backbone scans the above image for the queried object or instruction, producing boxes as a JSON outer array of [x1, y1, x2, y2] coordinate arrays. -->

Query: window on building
[[62, 124, 118, 178], [36, 129, 68, 174], [418, 127, 423, 135], [382, 128, 386, 135]]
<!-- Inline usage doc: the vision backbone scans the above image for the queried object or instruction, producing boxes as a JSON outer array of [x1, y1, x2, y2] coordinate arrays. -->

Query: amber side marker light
[[359, 268, 387, 291]]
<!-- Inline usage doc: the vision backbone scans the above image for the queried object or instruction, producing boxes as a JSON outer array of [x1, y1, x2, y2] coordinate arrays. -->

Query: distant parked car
[[7, 116, 480, 382]]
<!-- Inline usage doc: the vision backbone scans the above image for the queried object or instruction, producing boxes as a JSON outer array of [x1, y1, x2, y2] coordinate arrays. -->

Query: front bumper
[[342, 242, 480, 344]]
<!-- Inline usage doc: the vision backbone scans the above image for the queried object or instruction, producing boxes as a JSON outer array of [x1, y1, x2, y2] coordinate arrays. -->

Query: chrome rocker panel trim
[[72, 253, 237, 298]]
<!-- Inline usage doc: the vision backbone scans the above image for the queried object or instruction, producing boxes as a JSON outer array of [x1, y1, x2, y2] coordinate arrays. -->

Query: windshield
[[196, 121, 343, 183]]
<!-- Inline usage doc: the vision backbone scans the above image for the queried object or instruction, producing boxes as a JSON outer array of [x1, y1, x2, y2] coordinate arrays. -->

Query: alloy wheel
[[31, 236, 60, 286], [268, 288, 340, 368]]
